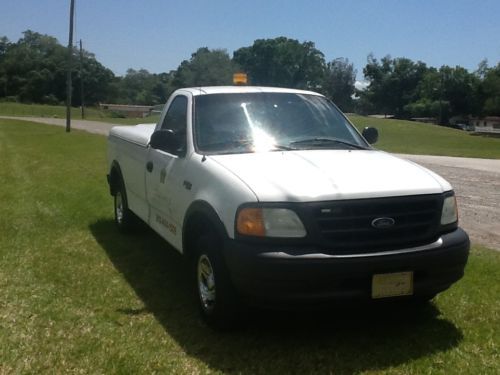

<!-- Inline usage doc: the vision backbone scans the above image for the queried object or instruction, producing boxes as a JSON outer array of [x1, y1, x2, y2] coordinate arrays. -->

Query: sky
[[1, 0, 499, 83]]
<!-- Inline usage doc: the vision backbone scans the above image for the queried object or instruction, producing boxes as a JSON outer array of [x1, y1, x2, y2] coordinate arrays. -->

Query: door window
[[160, 95, 187, 153], [161, 95, 188, 132]]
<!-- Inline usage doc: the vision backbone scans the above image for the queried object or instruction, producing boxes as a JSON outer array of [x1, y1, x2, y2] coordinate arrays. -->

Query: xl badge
[[371, 217, 395, 229]]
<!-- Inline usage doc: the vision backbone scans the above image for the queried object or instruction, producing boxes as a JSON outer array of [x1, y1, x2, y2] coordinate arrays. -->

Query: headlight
[[441, 195, 458, 225], [237, 208, 307, 237]]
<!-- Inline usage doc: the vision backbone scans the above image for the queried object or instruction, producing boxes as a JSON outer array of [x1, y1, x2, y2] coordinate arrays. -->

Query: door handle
[[146, 161, 153, 172]]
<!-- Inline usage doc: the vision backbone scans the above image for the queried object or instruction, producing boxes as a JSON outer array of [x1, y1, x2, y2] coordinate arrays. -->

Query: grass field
[[349, 115, 500, 159], [0, 119, 499, 374]]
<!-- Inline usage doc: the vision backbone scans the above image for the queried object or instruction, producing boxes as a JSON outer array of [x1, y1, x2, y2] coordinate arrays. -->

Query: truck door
[[145, 95, 189, 248]]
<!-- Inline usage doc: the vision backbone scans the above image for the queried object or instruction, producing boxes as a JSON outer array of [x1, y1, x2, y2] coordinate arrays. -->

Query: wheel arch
[[183, 200, 229, 260], [108, 160, 124, 196]]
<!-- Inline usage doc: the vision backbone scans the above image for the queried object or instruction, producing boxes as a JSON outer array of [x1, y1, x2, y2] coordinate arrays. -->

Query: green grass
[[0, 102, 105, 118], [0, 102, 160, 125], [0, 119, 499, 374], [348, 115, 500, 159]]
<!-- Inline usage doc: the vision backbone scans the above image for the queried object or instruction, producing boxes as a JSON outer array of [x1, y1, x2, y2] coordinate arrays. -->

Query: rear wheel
[[113, 180, 136, 232], [194, 232, 241, 329]]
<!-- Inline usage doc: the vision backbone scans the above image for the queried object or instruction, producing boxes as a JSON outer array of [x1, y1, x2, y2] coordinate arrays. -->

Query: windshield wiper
[[289, 137, 368, 150], [272, 144, 295, 151]]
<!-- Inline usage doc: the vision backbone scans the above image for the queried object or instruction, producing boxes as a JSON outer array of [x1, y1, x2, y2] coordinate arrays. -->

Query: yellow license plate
[[372, 272, 414, 299]]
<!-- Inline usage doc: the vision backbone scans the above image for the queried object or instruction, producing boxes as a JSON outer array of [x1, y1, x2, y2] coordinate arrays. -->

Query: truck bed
[[109, 124, 156, 147]]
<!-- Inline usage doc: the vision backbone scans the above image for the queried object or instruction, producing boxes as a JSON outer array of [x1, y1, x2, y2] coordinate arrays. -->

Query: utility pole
[[439, 73, 444, 125], [79, 39, 85, 119], [66, 0, 75, 132]]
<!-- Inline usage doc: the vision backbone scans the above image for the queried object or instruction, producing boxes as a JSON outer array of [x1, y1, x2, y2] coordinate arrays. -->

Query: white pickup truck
[[107, 86, 469, 328]]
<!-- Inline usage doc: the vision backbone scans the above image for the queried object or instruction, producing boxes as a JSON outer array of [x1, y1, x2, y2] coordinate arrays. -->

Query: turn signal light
[[236, 208, 265, 236]]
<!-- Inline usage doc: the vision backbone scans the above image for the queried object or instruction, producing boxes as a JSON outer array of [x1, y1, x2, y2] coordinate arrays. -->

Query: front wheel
[[197, 253, 217, 314], [194, 233, 241, 329]]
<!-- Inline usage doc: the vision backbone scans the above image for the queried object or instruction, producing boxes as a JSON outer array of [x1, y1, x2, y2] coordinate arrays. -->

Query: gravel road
[[397, 154, 500, 251], [3, 116, 499, 250]]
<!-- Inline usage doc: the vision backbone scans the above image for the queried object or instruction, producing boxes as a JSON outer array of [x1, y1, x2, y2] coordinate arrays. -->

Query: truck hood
[[210, 150, 451, 202]]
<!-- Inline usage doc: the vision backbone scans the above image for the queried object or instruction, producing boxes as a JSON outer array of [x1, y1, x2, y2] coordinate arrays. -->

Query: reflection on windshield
[[240, 102, 277, 152], [194, 93, 366, 154]]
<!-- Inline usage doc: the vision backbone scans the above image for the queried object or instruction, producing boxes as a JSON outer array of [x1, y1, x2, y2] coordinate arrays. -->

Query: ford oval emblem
[[371, 217, 395, 229]]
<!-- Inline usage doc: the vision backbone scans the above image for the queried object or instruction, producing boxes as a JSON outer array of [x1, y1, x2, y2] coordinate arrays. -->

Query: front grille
[[306, 194, 443, 254]]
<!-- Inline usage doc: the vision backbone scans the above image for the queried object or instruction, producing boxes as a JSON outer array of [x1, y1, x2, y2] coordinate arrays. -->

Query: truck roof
[[178, 86, 324, 97]]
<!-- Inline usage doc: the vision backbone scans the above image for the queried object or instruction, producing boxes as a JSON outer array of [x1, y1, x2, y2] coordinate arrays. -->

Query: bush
[[41, 94, 59, 105], [0, 96, 19, 103], [109, 111, 126, 118]]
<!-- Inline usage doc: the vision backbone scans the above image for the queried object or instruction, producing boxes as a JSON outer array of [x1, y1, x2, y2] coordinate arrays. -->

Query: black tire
[[412, 293, 437, 304], [113, 179, 136, 233], [393, 293, 437, 310], [193, 232, 241, 330]]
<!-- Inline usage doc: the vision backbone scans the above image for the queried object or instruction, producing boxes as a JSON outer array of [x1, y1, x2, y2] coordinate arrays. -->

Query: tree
[[481, 63, 500, 116], [111, 69, 173, 105], [233, 37, 326, 89], [440, 65, 479, 117], [475, 59, 489, 80], [1, 29, 498, 117], [72, 50, 115, 105], [173, 47, 237, 88], [0, 31, 66, 103], [417, 66, 479, 120], [361, 55, 428, 117], [0, 37, 11, 97], [0, 36, 10, 59], [0, 30, 115, 105], [405, 68, 449, 121], [119, 69, 153, 104], [323, 58, 356, 111]]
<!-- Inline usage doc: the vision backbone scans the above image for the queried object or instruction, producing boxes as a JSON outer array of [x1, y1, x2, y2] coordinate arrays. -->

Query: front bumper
[[223, 228, 469, 305]]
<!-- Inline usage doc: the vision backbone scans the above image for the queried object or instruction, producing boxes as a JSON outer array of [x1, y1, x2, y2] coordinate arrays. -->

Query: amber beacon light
[[233, 73, 248, 85]]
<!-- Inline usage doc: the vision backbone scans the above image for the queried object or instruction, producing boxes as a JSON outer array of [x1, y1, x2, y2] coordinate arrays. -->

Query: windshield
[[194, 92, 368, 154]]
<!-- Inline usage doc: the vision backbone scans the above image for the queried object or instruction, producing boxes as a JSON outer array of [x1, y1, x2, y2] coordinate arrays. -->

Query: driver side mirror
[[149, 129, 185, 155], [362, 127, 378, 144]]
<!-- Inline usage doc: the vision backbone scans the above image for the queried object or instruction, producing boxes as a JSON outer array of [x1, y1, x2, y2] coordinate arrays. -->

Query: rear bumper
[[223, 228, 469, 305]]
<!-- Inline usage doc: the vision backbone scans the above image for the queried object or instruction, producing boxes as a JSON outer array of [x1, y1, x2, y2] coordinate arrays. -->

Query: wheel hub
[[197, 254, 216, 312], [115, 192, 124, 223]]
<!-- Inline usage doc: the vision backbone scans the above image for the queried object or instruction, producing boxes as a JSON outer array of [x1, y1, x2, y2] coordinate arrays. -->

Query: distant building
[[471, 116, 500, 134], [99, 104, 153, 118], [368, 114, 395, 119]]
